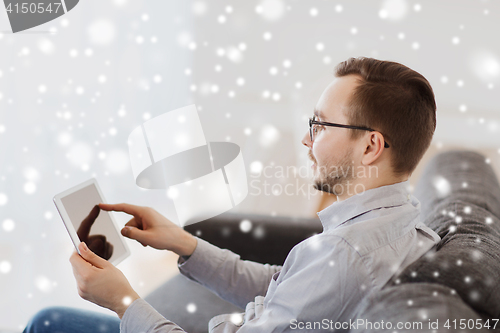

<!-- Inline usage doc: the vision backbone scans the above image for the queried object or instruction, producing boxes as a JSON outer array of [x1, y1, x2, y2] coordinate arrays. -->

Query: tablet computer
[[53, 178, 131, 266]]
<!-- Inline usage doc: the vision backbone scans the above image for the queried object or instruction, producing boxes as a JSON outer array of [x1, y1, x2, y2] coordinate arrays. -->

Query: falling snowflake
[[250, 161, 263, 174], [87, 20, 116, 45], [123, 296, 133, 306], [186, 303, 197, 313], [35, 276, 54, 293], [24, 182, 36, 195], [2, 219, 15, 232], [192, 2, 207, 16], [256, 0, 286, 21], [433, 176, 451, 197], [0, 261, 12, 274], [230, 313, 244, 325], [252, 225, 266, 239], [218, 15, 227, 24], [239, 220, 252, 233], [236, 77, 245, 86], [379, 0, 409, 21]]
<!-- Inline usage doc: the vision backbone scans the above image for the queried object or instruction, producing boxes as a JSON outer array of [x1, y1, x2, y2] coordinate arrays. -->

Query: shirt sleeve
[[178, 237, 283, 309], [120, 298, 187, 333], [120, 298, 244, 333], [120, 236, 284, 333], [213, 235, 375, 333]]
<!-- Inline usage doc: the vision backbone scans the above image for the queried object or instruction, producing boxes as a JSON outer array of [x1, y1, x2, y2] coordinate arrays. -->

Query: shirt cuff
[[120, 298, 185, 333], [177, 236, 229, 285]]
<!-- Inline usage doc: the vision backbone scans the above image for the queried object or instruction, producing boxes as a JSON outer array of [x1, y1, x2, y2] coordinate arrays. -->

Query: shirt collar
[[317, 180, 413, 232]]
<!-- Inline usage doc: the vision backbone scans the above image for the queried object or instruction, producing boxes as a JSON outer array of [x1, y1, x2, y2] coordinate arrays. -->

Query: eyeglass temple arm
[[310, 119, 390, 148]]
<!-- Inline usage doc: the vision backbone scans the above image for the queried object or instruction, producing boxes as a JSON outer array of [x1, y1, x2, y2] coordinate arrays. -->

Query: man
[[24, 57, 440, 333]]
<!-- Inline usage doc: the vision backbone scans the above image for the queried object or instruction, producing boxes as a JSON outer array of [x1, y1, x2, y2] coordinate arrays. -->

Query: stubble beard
[[310, 150, 355, 195]]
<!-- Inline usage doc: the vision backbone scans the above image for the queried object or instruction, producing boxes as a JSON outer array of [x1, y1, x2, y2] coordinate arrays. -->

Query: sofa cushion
[[353, 200, 500, 332], [413, 150, 500, 223], [355, 150, 500, 328], [384, 199, 500, 319], [351, 283, 489, 333]]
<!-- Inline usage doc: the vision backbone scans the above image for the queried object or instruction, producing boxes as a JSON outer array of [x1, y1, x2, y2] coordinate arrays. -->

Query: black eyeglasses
[[309, 115, 390, 148]]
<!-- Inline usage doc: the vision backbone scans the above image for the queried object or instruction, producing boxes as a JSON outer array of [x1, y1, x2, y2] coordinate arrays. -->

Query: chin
[[313, 180, 335, 195], [313, 174, 352, 196]]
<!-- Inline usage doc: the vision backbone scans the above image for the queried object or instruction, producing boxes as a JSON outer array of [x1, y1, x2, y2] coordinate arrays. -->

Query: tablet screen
[[60, 183, 127, 262]]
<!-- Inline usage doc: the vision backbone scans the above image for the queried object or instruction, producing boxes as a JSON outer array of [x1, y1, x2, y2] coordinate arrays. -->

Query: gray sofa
[[145, 150, 500, 332]]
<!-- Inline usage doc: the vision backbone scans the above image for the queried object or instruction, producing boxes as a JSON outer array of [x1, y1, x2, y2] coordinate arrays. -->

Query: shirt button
[[407, 194, 411, 200]]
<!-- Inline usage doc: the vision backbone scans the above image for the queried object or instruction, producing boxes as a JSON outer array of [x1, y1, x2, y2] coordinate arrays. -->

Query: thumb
[[122, 226, 149, 246], [78, 242, 108, 269]]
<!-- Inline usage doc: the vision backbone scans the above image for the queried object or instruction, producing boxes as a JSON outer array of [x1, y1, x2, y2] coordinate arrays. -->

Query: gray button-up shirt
[[120, 180, 440, 332]]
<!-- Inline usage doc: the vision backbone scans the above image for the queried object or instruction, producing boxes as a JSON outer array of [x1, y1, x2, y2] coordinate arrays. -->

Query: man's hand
[[70, 242, 140, 319], [98, 203, 197, 257]]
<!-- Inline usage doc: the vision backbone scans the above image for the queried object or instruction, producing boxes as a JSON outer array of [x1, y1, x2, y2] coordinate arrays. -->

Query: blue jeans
[[23, 306, 120, 333]]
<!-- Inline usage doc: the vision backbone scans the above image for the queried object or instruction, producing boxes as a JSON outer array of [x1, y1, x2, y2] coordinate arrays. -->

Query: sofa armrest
[[184, 212, 322, 265]]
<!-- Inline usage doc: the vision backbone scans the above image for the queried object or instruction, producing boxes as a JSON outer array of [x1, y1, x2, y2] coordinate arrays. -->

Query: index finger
[[98, 203, 141, 216]]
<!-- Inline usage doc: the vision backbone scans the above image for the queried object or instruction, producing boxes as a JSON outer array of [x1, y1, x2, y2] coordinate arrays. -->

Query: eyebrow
[[313, 109, 326, 121]]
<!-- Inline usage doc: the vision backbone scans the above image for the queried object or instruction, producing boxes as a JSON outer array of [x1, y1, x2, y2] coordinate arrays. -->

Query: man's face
[[302, 75, 362, 196]]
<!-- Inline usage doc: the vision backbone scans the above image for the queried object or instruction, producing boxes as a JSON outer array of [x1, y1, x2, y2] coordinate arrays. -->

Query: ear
[[361, 131, 386, 166]]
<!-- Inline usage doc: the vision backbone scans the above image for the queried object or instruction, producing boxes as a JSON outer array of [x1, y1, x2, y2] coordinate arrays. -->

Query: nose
[[302, 130, 312, 149]]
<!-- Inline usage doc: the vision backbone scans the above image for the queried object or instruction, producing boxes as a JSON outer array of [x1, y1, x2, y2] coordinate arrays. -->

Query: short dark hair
[[334, 57, 436, 175]]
